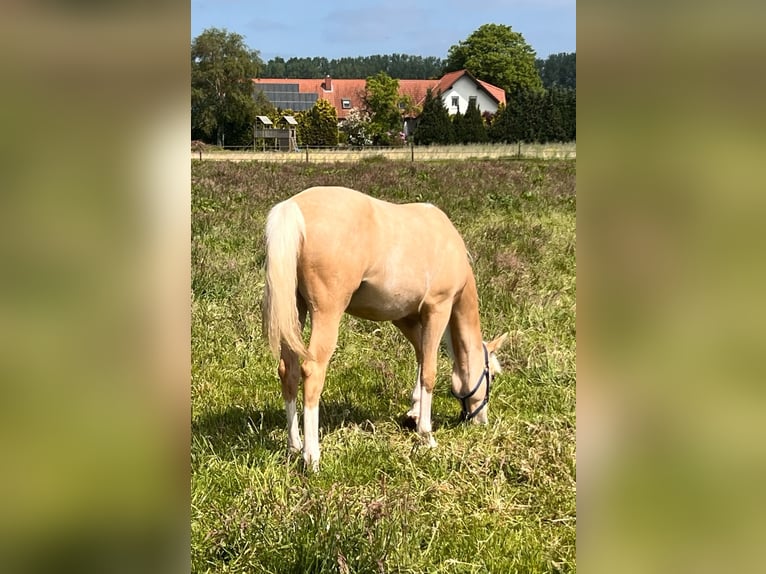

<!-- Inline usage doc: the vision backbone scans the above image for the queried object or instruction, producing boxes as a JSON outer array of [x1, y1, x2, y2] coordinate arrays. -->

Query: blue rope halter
[[451, 343, 491, 421]]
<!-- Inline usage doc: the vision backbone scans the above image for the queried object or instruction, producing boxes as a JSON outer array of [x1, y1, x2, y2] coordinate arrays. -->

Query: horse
[[262, 186, 507, 469]]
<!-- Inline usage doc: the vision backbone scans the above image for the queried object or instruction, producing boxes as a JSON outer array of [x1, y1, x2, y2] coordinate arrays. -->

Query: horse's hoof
[[401, 415, 418, 430]]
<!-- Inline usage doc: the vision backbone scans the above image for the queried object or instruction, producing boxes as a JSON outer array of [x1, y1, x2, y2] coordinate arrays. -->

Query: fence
[[191, 142, 576, 162]]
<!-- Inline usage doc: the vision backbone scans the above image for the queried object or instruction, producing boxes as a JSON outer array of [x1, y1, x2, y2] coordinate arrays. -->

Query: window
[[451, 96, 459, 108], [469, 96, 477, 106], [341, 99, 351, 109]]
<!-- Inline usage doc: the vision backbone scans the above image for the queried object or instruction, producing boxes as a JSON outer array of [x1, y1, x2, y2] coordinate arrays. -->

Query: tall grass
[[193, 142, 576, 163], [192, 158, 576, 573]]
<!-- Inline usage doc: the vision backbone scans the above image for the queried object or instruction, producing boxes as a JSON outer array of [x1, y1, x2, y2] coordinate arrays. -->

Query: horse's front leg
[[417, 306, 452, 448], [407, 364, 422, 420], [393, 318, 424, 425]]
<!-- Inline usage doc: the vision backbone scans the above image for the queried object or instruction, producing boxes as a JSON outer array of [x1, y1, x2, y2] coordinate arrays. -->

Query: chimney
[[323, 74, 332, 91]]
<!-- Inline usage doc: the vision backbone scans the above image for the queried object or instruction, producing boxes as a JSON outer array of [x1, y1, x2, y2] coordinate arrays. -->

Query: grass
[[191, 158, 576, 573], [193, 142, 576, 162]]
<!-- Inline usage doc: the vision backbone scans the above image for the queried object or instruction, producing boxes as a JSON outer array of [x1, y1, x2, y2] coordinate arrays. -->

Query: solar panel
[[254, 84, 318, 111]]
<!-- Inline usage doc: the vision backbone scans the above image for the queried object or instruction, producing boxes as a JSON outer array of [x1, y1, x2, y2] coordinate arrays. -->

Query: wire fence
[[191, 142, 576, 162]]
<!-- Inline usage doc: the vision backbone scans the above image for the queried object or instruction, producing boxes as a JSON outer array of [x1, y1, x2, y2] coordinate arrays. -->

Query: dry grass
[[192, 143, 576, 163]]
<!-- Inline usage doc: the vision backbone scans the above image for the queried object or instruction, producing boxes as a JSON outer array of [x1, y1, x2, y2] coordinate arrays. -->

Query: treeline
[[261, 54, 445, 80], [261, 52, 576, 89], [414, 86, 575, 145]]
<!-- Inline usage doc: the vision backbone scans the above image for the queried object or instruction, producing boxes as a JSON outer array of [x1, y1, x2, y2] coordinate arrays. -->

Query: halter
[[451, 343, 491, 421]]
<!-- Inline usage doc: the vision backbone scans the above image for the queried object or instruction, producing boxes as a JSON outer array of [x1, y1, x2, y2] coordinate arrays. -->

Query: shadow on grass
[[192, 379, 470, 462], [192, 399, 407, 461]]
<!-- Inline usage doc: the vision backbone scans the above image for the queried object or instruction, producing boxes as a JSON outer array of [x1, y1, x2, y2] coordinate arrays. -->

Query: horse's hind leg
[[301, 309, 343, 470], [278, 295, 307, 454]]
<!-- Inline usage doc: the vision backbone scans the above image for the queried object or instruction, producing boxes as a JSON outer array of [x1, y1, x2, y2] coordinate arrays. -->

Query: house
[[252, 69, 506, 137]]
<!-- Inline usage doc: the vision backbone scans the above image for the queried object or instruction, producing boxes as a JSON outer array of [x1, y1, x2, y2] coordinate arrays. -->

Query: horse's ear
[[486, 332, 509, 354]]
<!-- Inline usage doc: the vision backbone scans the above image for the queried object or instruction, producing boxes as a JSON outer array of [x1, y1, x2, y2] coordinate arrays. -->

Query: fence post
[[411, 142, 414, 162], [305, 146, 309, 163], [517, 141, 522, 158]]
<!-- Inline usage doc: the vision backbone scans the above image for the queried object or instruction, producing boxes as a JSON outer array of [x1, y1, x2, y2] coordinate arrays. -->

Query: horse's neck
[[448, 273, 484, 386]]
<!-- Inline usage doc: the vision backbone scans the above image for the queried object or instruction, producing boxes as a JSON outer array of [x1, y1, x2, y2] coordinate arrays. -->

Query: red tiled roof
[[253, 77, 369, 119], [433, 69, 507, 108], [252, 70, 505, 119]]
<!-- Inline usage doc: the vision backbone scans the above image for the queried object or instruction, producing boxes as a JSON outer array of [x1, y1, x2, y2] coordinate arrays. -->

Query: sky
[[191, 0, 576, 62]]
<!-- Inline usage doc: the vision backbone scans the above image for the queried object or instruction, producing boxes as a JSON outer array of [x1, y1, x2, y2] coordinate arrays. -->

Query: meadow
[[192, 142, 576, 163], [191, 157, 576, 573]]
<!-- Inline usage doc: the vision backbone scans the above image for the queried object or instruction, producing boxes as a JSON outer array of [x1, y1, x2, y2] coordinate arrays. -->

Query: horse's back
[[290, 186, 471, 320], [293, 186, 462, 244]]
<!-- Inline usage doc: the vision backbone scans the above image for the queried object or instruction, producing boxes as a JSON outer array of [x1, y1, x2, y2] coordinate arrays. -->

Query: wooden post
[[305, 146, 309, 163], [411, 141, 414, 162]]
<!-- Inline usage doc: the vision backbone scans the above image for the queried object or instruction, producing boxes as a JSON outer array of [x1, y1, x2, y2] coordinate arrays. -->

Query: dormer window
[[341, 99, 351, 109]]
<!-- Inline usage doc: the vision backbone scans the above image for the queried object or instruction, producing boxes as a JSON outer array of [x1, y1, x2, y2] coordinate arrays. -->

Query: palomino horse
[[262, 186, 507, 469]]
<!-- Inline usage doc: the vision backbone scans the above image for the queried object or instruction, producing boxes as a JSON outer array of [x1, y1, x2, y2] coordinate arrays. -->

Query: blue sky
[[191, 0, 575, 62]]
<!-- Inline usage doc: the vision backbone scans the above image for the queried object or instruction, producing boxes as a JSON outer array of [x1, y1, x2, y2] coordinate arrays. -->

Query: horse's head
[[451, 332, 508, 424]]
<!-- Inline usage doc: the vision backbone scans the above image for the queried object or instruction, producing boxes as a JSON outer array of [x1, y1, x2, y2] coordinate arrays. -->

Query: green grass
[[192, 158, 576, 573]]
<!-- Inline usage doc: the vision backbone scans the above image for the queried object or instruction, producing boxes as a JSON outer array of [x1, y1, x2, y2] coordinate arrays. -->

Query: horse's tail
[[262, 199, 310, 360]]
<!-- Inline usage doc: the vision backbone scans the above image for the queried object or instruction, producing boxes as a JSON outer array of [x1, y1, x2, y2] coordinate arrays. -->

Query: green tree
[[461, 98, 489, 143], [452, 109, 465, 143], [363, 72, 404, 145], [191, 28, 263, 147], [541, 89, 567, 142], [536, 52, 576, 89], [296, 99, 338, 147], [413, 89, 454, 145], [444, 23, 542, 94], [263, 56, 286, 78], [488, 103, 511, 143]]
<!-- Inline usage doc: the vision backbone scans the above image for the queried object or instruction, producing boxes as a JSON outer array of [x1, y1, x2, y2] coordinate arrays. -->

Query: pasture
[[191, 158, 576, 573], [192, 142, 576, 163]]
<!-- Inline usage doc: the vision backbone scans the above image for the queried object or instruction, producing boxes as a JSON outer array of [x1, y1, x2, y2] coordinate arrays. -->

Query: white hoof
[[288, 439, 303, 453], [303, 455, 320, 472], [421, 433, 437, 448]]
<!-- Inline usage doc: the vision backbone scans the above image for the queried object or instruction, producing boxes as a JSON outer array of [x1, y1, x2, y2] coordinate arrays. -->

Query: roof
[[253, 77, 367, 118], [252, 70, 506, 119], [432, 69, 507, 107]]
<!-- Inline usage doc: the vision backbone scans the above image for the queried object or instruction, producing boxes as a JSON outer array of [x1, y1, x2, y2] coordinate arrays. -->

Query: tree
[[363, 72, 404, 145], [295, 99, 338, 147], [444, 24, 542, 94], [488, 103, 512, 143], [452, 109, 465, 143], [191, 28, 263, 147], [263, 56, 286, 78], [340, 107, 373, 147], [536, 52, 576, 90], [460, 98, 489, 144], [413, 89, 454, 145], [262, 54, 445, 80]]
